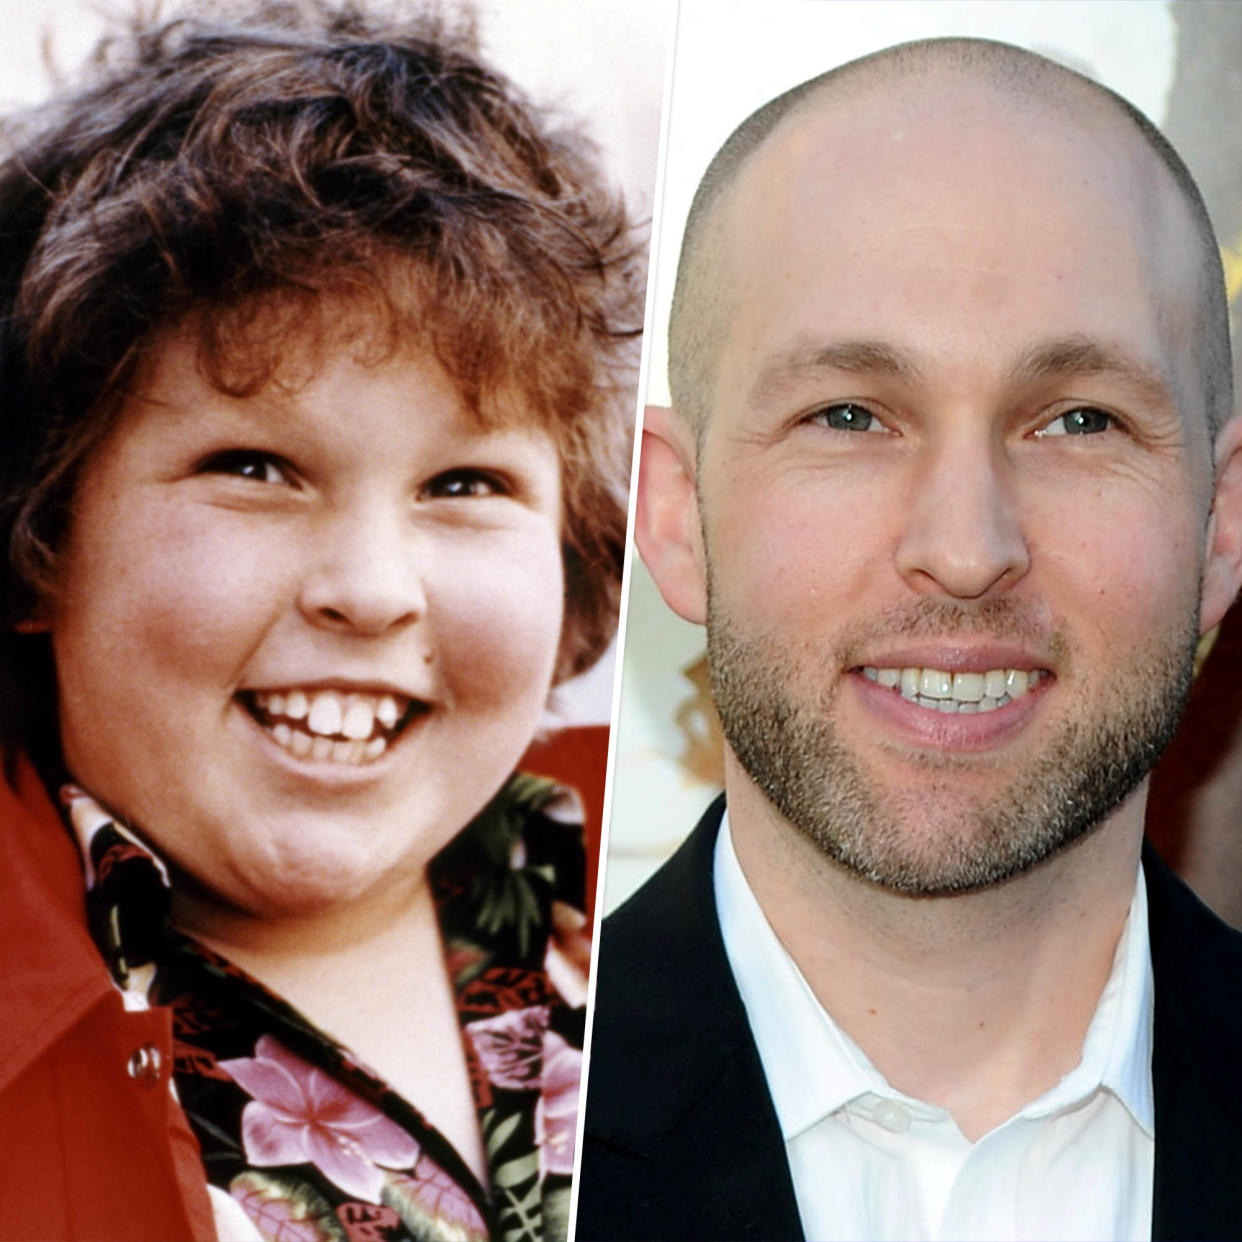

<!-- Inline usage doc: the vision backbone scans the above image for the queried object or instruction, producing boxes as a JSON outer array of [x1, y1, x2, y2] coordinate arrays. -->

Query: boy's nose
[[298, 509, 427, 636]]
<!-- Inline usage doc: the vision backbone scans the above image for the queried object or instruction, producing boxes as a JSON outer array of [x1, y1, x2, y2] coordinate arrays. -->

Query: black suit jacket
[[578, 799, 1242, 1241]]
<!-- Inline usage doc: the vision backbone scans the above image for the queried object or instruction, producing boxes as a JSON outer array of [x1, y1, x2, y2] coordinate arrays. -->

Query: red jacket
[[0, 754, 216, 1240]]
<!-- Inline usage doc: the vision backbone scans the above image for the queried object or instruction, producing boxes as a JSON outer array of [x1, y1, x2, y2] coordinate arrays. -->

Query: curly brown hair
[[0, 0, 643, 756]]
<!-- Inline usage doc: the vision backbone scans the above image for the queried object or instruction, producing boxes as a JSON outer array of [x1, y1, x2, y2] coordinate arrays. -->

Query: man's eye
[[198, 450, 289, 483], [421, 469, 510, 499], [810, 402, 884, 432], [1036, 407, 1115, 437]]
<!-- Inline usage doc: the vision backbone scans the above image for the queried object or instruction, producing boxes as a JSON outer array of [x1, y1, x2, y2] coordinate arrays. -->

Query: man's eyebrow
[[746, 335, 1179, 412], [747, 340, 923, 407], [1009, 336, 1177, 409]]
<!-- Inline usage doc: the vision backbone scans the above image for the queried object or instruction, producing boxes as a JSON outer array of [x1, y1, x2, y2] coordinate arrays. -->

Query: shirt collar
[[714, 811, 877, 1137], [61, 784, 172, 997], [714, 810, 1154, 1141], [0, 756, 118, 1094], [1029, 863, 1153, 1135]]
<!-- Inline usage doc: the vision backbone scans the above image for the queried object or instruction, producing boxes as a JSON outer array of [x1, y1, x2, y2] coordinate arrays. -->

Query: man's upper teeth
[[253, 689, 404, 739], [861, 666, 1041, 712]]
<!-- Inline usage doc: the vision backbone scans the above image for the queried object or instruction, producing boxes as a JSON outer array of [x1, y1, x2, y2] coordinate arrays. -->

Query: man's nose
[[298, 505, 427, 636], [894, 432, 1030, 599]]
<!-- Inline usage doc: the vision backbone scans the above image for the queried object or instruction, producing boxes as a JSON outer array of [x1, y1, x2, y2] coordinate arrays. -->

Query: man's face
[[686, 86, 1226, 894]]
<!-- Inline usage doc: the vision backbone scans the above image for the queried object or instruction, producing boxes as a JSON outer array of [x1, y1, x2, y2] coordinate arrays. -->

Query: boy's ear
[[1201, 416, 1242, 634], [634, 405, 707, 625]]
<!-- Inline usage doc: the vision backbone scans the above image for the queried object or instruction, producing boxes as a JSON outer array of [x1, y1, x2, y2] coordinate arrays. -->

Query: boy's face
[[45, 326, 564, 924]]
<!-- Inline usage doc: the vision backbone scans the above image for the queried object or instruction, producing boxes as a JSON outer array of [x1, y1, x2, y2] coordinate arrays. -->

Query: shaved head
[[669, 37, 1231, 441]]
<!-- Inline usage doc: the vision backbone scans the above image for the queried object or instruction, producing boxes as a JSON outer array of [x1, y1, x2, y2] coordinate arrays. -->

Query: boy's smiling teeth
[[247, 688, 412, 764], [860, 665, 1045, 714]]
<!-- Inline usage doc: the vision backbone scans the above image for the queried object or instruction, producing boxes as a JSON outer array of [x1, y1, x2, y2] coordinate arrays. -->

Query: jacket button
[[127, 1043, 162, 1086]]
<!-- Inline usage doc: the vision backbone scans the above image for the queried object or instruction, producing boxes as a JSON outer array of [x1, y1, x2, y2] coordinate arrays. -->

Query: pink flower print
[[465, 1004, 550, 1089], [536, 1030, 581, 1179], [220, 1035, 420, 1203]]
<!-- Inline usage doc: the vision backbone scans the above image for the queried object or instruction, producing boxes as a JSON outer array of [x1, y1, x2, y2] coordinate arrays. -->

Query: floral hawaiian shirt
[[63, 771, 588, 1242]]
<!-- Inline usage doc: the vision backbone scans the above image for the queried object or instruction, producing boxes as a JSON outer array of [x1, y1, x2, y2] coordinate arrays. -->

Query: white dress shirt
[[714, 814, 1154, 1242]]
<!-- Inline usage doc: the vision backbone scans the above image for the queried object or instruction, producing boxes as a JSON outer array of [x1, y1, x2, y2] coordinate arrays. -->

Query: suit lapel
[[1145, 842, 1242, 1241], [583, 798, 803, 1240]]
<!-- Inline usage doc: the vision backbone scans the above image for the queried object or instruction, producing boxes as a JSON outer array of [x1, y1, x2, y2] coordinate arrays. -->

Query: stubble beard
[[706, 588, 1199, 898]]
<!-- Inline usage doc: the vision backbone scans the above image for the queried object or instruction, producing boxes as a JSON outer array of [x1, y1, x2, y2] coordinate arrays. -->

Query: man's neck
[[726, 769, 1145, 1141]]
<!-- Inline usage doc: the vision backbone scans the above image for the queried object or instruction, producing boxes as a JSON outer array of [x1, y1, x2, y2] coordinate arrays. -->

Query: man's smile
[[843, 652, 1055, 753], [859, 665, 1047, 715]]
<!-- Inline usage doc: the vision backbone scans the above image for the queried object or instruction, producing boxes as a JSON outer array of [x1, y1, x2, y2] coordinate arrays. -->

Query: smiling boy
[[0, 4, 642, 1240]]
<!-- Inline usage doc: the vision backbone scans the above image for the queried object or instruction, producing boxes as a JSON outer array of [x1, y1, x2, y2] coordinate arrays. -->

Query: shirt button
[[873, 1099, 911, 1133], [127, 1043, 162, 1087]]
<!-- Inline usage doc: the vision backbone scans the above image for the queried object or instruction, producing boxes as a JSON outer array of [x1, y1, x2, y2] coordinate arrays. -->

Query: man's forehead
[[708, 71, 1205, 425], [726, 72, 1157, 237]]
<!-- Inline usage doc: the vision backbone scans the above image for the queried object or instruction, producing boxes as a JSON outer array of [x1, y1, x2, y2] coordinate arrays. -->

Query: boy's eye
[[1036, 407, 1115, 437], [809, 402, 886, 433], [198, 450, 290, 483], [421, 469, 511, 499]]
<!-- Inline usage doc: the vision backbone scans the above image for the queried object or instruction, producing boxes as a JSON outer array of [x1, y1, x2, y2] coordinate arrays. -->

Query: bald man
[[578, 38, 1242, 1242]]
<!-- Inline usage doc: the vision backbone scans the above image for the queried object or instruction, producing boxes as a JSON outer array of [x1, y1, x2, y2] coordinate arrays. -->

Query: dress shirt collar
[[714, 810, 1154, 1141]]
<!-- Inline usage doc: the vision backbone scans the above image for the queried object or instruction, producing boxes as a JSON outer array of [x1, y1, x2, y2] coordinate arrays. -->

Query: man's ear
[[635, 404, 707, 625], [1200, 416, 1242, 634]]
